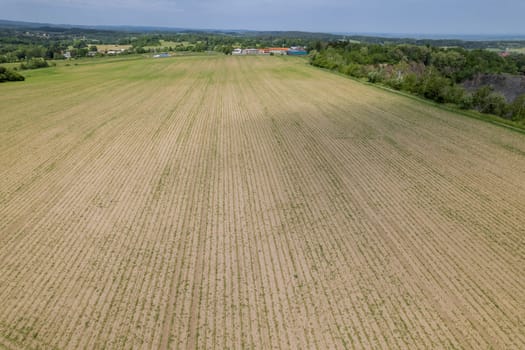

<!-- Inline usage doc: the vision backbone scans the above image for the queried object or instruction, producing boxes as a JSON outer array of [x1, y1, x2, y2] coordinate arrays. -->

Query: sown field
[[94, 44, 133, 52], [1, 55, 525, 349], [145, 41, 189, 49]]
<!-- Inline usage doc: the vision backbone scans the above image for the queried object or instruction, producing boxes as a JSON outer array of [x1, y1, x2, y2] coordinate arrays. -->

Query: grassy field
[[1, 55, 525, 349], [144, 41, 193, 50], [486, 47, 525, 54], [94, 44, 133, 52]]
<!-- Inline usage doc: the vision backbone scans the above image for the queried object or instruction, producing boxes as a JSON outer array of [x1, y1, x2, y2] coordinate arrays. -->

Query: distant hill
[[2, 18, 525, 46], [0, 19, 339, 40], [334, 32, 525, 41]]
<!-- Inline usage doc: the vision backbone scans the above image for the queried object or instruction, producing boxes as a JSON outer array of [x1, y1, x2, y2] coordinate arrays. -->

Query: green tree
[[510, 94, 525, 121], [20, 58, 49, 70], [482, 93, 508, 116], [367, 70, 383, 83], [73, 40, 87, 49], [431, 50, 466, 81], [459, 94, 474, 110], [419, 71, 451, 103], [472, 86, 493, 109], [401, 73, 419, 93], [473, 86, 508, 116], [220, 45, 233, 55], [442, 84, 466, 104]]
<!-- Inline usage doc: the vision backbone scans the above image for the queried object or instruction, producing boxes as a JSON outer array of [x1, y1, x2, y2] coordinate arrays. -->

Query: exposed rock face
[[463, 73, 525, 102]]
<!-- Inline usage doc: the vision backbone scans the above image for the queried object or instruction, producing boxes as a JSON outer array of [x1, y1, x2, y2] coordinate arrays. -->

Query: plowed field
[[1, 55, 524, 349]]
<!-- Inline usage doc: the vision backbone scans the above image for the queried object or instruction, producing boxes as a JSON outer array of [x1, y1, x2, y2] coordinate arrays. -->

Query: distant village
[[232, 47, 308, 56], [62, 46, 308, 59]]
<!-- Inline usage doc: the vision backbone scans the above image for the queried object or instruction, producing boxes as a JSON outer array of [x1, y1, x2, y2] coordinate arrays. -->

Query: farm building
[[231, 47, 306, 56], [105, 48, 127, 55], [287, 49, 308, 55], [268, 47, 289, 55], [153, 53, 170, 58], [244, 49, 260, 55]]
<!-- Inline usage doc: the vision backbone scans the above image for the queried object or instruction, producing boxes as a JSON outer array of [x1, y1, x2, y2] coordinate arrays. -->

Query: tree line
[[0, 26, 328, 62], [309, 42, 525, 123]]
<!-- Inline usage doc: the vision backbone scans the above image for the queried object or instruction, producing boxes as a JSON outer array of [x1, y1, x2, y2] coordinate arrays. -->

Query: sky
[[2, 0, 525, 35]]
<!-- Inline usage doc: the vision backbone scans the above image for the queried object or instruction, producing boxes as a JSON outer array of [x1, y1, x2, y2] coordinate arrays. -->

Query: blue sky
[[2, 0, 524, 35]]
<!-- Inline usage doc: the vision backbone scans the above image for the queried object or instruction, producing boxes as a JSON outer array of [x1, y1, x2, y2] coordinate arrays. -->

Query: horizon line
[[2, 18, 525, 40]]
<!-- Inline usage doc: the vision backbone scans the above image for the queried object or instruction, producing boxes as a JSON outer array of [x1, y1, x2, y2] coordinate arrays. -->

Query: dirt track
[[1, 55, 524, 349]]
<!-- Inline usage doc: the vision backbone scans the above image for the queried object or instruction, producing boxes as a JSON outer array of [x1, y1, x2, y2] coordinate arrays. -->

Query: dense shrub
[[458, 94, 474, 110], [20, 58, 49, 70], [482, 93, 508, 116], [419, 72, 451, 103], [385, 77, 403, 90], [471, 86, 508, 116], [367, 71, 383, 83], [441, 85, 466, 104], [0, 66, 25, 82], [472, 86, 493, 110], [341, 63, 365, 78], [401, 73, 419, 93], [510, 94, 525, 121], [481, 92, 508, 117]]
